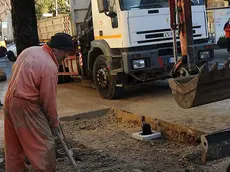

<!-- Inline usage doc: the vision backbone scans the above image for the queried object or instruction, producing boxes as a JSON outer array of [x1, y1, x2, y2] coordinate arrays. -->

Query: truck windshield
[[119, 0, 204, 10]]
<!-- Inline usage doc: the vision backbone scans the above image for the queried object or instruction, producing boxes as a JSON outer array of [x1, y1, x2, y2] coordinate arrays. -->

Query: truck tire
[[93, 55, 124, 99], [7, 51, 16, 62]]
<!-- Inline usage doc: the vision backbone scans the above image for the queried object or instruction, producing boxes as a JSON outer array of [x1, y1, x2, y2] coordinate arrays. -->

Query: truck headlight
[[199, 51, 211, 60], [132, 59, 145, 69]]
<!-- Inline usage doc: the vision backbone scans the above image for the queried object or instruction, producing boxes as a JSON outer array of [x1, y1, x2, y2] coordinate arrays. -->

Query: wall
[[207, 7, 230, 43], [1, 11, 14, 41], [206, 0, 227, 8]]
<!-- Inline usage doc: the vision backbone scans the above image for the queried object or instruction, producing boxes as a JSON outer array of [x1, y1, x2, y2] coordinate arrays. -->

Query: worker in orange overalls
[[224, 18, 230, 53], [4, 33, 74, 171]]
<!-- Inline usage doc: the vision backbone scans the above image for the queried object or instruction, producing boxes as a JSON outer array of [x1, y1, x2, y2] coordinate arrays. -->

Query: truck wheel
[[7, 51, 16, 62], [93, 55, 124, 99]]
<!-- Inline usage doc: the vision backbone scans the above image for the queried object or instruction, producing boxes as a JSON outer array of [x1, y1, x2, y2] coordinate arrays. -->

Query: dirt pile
[[0, 111, 229, 171]]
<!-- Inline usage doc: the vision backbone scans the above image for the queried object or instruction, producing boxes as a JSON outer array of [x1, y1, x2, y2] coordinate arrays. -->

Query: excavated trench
[[0, 109, 229, 171]]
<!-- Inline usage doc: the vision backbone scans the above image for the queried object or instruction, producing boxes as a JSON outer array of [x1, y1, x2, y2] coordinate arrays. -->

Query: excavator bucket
[[168, 64, 230, 108], [201, 128, 230, 164]]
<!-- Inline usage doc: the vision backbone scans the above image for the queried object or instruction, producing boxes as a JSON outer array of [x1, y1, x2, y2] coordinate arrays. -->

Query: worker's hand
[[51, 127, 60, 137]]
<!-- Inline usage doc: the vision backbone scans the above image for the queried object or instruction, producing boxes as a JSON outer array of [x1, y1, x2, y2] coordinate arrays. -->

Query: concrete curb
[[59, 108, 111, 121], [112, 108, 206, 144], [59, 107, 206, 144]]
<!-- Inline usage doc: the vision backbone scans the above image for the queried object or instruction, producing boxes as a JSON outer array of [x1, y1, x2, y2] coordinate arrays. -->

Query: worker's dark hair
[[48, 33, 74, 51]]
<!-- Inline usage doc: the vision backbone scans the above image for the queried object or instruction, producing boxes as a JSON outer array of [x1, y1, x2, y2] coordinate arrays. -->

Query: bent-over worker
[[4, 33, 74, 171]]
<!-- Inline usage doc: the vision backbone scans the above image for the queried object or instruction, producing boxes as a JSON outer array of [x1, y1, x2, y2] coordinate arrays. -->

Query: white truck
[[73, 0, 215, 99]]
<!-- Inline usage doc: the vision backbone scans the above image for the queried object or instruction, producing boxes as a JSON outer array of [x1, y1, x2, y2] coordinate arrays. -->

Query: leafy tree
[[35, 0, 70, 20], [56, 0, 70, 14]]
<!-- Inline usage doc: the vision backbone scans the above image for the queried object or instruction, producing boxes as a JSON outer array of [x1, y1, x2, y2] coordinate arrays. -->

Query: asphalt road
[[212, 48, 230, 65], [1, 48, 230, 133], [56, 49, 230, 134]]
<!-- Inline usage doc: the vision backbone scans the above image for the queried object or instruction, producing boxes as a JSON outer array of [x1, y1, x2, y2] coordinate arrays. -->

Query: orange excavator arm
[[168, 0, 230, 109], [168, 0, 197, 76]]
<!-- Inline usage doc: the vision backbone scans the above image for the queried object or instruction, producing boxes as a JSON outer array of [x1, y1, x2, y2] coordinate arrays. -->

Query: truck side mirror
[[97, 0, 109, 13], [105, 11, 117, 18]]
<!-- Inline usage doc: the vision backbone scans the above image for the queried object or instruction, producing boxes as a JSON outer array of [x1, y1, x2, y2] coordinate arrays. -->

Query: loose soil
[[0, 111, 229, 172]]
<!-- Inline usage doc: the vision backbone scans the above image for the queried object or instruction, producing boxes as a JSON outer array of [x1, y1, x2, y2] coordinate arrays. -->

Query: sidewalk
[[0, 62, 12, 149], [0, 63, 11, 103]]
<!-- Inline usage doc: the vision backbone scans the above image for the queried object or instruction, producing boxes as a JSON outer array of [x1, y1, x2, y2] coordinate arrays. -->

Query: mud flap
[[168, 67, 230, 108], [201, 129, 230, 164]]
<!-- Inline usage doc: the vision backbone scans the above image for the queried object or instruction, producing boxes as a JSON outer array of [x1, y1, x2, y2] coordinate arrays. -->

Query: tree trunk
[[10, 0, 39, 55]]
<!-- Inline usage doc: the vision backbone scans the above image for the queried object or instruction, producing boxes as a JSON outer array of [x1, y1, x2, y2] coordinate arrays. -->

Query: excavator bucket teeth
[[201, 129, 230, 164], [168, 67, 230, 108]]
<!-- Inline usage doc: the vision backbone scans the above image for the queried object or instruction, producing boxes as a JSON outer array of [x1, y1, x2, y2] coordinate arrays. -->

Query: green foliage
[[35, 0, 70, 20], [57, 0, 70, 14], [35, 2, 43, 19]]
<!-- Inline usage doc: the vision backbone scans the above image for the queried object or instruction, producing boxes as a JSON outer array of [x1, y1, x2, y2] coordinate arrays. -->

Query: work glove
[[51, 126, 60, 137]]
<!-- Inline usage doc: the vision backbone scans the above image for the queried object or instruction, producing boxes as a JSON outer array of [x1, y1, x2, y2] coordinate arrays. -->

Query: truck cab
[[78, 0, 214, 99]]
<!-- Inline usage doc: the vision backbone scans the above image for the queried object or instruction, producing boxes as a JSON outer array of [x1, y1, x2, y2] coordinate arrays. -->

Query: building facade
[[1, 12, 13, 41], [206, 0, 229, 8], [205, 0, 230, 43], [0, 6, 13, 41]]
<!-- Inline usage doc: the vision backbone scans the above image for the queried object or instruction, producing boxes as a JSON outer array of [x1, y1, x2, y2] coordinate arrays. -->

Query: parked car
[[0, 38, 17, 62], [7, 44, 17, 61]]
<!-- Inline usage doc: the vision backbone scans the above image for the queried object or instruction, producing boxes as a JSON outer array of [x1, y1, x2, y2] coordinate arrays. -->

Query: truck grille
[[137, 26, 202, 44]]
